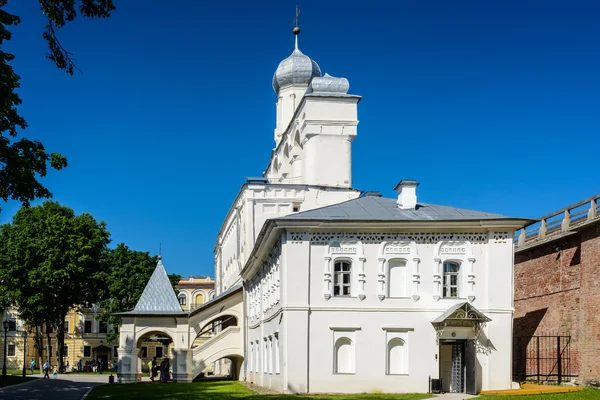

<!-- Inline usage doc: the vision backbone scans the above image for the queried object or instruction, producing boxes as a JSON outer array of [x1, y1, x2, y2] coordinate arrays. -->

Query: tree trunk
[[57, 318, 65, 373], [36, 325, 43, 373]]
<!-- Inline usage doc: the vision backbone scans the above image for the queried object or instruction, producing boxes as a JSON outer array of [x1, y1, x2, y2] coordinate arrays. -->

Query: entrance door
[[465, 339, 477, 394], [440, 342, 465, 393]]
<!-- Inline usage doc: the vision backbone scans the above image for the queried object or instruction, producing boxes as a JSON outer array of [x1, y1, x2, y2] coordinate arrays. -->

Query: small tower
[[272, 12, 321, 145]]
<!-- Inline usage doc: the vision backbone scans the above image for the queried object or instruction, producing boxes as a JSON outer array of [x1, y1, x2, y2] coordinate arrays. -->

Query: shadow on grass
[[87, 380, 434, 400]]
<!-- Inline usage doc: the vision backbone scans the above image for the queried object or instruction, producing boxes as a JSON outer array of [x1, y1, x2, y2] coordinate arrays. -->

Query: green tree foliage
[[98, 245, 182, 344], [0, 0, 115, 212], [0, 201, 110, 372]]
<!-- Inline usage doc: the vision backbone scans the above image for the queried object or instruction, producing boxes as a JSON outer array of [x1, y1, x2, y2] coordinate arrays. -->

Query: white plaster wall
[[303, 135, 352, 187], [215, 185, 360, 295], [246, 229, 516, 393]]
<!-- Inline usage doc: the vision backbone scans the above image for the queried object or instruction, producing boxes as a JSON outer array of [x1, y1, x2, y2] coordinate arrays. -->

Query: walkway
[[0, 374, 107, 400]]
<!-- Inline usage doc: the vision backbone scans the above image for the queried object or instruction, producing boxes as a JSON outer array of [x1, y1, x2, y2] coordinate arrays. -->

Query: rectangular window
[[64, 320, 70, 334], [268, 337, 273, 374], [140, 346, 148, 358], [255, 341, 259, 373], [263, 339, 268, 374], [64, 345, 69, 358], [333, 261, 352, 296], [99, 322, 108, 334], [155, 346, 163, 358], [275, 335, 280, 374], [47, 325, 54, 334], [113, 346, 118, 358], [443, 262, 460, 298], [8, 344, 16, 357], [178, 294, 187, 306], [84, 321, 92, 334], [83, 345, 92, 358], [7, 320, 17, 332]]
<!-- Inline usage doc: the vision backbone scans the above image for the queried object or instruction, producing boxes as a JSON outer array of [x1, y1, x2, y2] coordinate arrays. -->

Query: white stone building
[[116, 28, 530, 394]]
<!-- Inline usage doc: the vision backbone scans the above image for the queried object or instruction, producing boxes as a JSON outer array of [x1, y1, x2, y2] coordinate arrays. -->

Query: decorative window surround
[[289, 231, 488, 244], [433, 241, 476, 302], [381, 326, 414, 332], [377, 241, 420, 301], [324, 240, 365, 300], [329, 325, 362, 331]]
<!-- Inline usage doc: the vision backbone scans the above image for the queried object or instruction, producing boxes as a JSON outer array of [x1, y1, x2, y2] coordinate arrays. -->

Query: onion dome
[[272, 39, 321, 93]]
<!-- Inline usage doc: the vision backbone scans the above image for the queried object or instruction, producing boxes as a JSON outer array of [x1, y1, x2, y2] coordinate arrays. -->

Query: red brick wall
[[514, 221, 600, 386]]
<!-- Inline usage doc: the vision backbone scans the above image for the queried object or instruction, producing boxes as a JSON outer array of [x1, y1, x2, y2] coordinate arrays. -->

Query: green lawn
[[0, 375, 37, 388], [87, 380, 434, 400], [478, 389, 600, 400], [6, 369, 35, 375]]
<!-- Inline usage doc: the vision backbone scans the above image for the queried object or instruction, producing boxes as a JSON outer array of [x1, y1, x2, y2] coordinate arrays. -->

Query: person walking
[[160, 358, 170, 383], [29, 359, 35, 375], [43, 360, 50, 379], [150, 357, 157, 382]]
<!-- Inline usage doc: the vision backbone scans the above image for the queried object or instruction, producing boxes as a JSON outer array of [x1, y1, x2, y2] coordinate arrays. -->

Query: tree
[[0, 201, 110, 373], [0, 1, 115, 212], [98, 245, 182, 344]]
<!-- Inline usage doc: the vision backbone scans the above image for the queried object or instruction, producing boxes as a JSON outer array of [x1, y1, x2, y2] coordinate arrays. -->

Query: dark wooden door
[[465, 339, 477, 394]]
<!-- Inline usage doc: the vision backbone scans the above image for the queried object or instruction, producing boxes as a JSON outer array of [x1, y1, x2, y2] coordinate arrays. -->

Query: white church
[[115, 26, 530, 394]]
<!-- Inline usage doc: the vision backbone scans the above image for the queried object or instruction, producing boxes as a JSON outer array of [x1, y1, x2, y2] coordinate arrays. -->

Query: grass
[[478, 388, 600, 400], [0, 374, 37, 388], [5, 368, 35, 375], [86, 380, 434, 400]]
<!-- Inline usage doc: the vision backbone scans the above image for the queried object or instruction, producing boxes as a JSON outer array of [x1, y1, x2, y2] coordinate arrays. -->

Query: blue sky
[[2, 1, 599, 277]]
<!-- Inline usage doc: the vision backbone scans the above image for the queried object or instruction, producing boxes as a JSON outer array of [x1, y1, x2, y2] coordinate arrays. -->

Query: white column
[[323, 256, 332, 300], [433, 258, 442, 302], [377, 257, 386, 300], [467, 257, 476, 302], [358, 257, 366, 300], [412, 257, 421, 301], [117, 347, 140, 383], [172, 348, 192, 383]]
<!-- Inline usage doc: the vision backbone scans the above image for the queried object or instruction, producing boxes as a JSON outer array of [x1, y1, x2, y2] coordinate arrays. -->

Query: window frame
[[84, 320, 93, 334], [178, 293, 187, 306], [64, 320, 70, 334], [112, 346, 118, 358], [155, 346, 163, 358], [7, 343, 16, 357], [64, 345, 69, 358], [140, 346, 148, 358], [442, 261, 461, 299], [7, 319, 17, 332], [98, 321, 108, 334], [83, 345, 92, 358], [333, 259, 353, 297]]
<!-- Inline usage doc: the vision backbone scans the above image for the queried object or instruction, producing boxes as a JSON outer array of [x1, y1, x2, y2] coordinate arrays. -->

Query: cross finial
[[294, 5, 300, 28]]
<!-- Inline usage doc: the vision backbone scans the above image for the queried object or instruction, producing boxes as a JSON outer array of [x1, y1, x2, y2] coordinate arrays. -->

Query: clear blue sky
[[2, 1, 599, 277]]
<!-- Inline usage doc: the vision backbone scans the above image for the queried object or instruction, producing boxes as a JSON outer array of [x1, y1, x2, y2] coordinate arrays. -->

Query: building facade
[[0, 276, 214, 373], [116, 26, 529, 394], [513, 194, 600, 386]]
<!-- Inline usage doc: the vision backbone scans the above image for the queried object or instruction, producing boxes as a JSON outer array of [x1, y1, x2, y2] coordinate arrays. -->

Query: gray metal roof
[[280, 196, 514, 222], [130, 257, 183, 314]]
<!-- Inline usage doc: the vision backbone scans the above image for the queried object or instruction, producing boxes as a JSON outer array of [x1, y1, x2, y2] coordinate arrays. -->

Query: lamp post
[[2, 319, 8, 387], [21, 330, 28, 377]]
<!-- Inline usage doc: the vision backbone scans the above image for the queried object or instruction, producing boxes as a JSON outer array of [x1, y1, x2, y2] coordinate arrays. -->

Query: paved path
[[0, 374, 108, 400]]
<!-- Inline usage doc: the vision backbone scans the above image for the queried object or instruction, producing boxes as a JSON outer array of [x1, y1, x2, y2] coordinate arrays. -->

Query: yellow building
[[0, 276, 215, 373]]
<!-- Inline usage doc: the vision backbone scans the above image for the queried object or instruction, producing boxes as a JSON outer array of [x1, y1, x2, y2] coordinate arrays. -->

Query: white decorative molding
[[434, 241, 476, 301], [358, 256, 366, 301], [329, 325, 362, 331], [412, 257, 421, 301], [467, 257, 476, 302], [310, 232, 487, 244], [324, 256, 332, 300], [380, 326, 415, 331], [433, 258, 442, 302], [377, 241, 419, 301]]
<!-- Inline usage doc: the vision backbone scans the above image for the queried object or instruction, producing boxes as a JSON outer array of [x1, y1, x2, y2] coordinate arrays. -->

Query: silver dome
[[272, 48, 321, 93]]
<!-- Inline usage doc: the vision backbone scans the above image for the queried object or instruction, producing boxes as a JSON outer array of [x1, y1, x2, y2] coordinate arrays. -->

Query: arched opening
[[334, 337, 354, 374], [178, 293, 187, 307], [193, 292, 205, 309], [135, 330, 175, 377], [388, 259, 407, 298], [387, 338, 406, 374]]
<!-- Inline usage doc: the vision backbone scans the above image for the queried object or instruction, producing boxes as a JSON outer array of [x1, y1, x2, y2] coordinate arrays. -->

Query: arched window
[[334, 260, 352, 296], [194, 293, 204, 308], [387, 338, 406, 374], [443, 262, 460, 298], [178, 293, 187, 306], [388, 259, 407, 298], [334, 337, 354, 374]]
